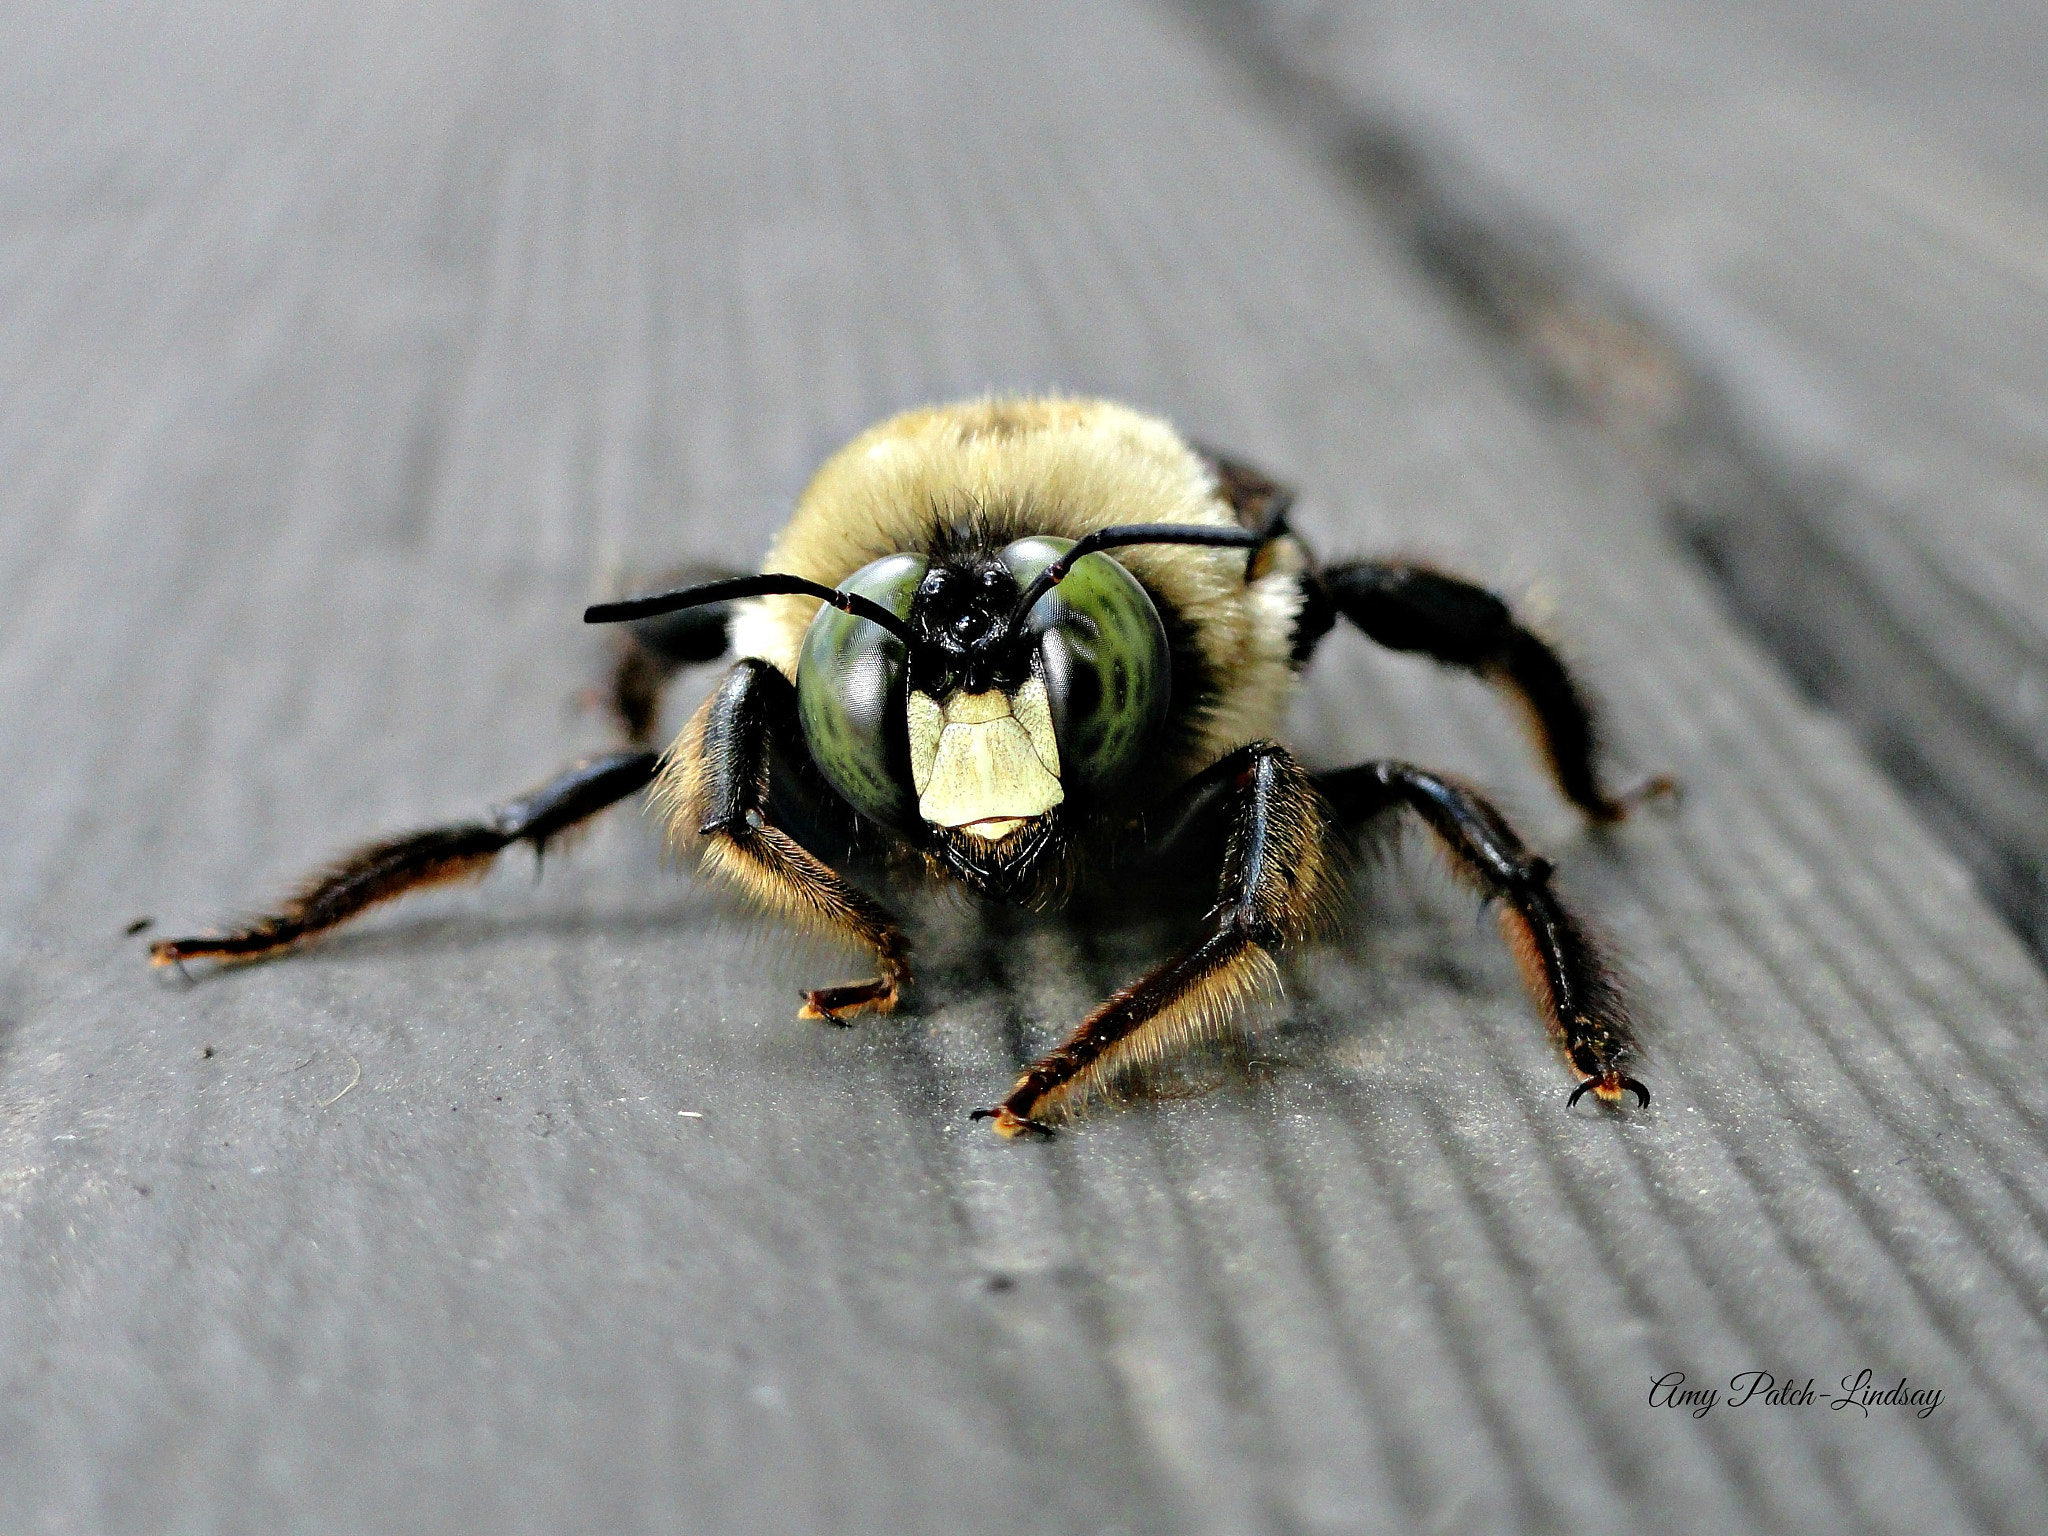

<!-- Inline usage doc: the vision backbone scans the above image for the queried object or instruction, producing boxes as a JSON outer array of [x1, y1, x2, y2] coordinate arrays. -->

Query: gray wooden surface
[[1218, 0, 2048, 955], [4, 2, 2047, 1533]]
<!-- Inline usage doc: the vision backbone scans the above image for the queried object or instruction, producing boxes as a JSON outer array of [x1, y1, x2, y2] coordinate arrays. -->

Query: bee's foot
[[799, 977, 899, 1024], [1567, 1073, 1650, 1111], [970, 1106, 1056, 1139]]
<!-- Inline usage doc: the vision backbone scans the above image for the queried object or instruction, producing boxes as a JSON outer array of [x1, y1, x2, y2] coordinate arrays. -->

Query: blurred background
[[2, 3, 2045, 1533], [1226, 0, 2048, 961]]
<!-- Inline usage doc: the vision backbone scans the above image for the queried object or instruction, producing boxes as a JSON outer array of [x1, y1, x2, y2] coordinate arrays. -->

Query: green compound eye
[[796, 552, 928, 828], [999, 537, 1170, 803]]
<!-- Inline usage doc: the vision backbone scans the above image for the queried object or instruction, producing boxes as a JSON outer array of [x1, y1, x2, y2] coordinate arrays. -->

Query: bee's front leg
[[669, 658, 910, 1021], [975, 742, 1336, 1135], [974, 748, 1646, 1135]]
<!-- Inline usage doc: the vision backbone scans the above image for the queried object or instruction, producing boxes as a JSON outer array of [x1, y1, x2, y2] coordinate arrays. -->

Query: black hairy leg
[[667, 658, 910, 1022], [150, 750, 660, 968], [1304, 560, 1671, 821], [603, 562, 745, 745], [1320, 760, 1647, 1108], [975, 742, 1339, 1135]]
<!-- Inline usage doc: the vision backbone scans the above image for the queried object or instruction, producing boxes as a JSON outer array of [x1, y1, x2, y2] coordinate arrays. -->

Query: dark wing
[[1188, 446, 1295, 539]]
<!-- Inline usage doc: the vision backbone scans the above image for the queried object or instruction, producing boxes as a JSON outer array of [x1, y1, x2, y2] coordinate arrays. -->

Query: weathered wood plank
[[1, 2, 2045, 1533], [1217, 0, 2048, 954]]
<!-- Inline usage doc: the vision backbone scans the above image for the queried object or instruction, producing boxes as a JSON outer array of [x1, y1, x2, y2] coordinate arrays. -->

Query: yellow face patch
[[908, 677, 1063, 840]]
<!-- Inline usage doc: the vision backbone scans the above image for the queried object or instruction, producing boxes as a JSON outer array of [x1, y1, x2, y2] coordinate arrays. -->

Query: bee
[[153, 397, 1663, 1134]]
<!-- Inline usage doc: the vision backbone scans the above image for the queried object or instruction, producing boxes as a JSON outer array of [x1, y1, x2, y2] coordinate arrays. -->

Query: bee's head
[[792, 538, 1170, 855], [585, 522, 1256, 883]]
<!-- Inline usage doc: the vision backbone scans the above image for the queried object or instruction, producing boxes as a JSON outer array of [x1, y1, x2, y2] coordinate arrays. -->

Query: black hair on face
[[906, 556, 1029, 696]]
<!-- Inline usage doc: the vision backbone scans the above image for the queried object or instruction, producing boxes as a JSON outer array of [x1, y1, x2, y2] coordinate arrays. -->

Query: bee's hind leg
[[150, 750, 660, 968], [1305, 560, 1673, 821], [976, 742, 1338, 1136]]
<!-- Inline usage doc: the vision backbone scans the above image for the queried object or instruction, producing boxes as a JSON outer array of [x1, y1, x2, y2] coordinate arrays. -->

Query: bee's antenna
[[1003, 524, 1265, 641], [585, 573, 920, 650]]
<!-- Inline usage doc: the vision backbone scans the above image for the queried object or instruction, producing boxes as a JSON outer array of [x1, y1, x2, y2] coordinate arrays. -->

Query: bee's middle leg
[[976, 742, 1337, 1136], [1318, 760, 1646, 1108]]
